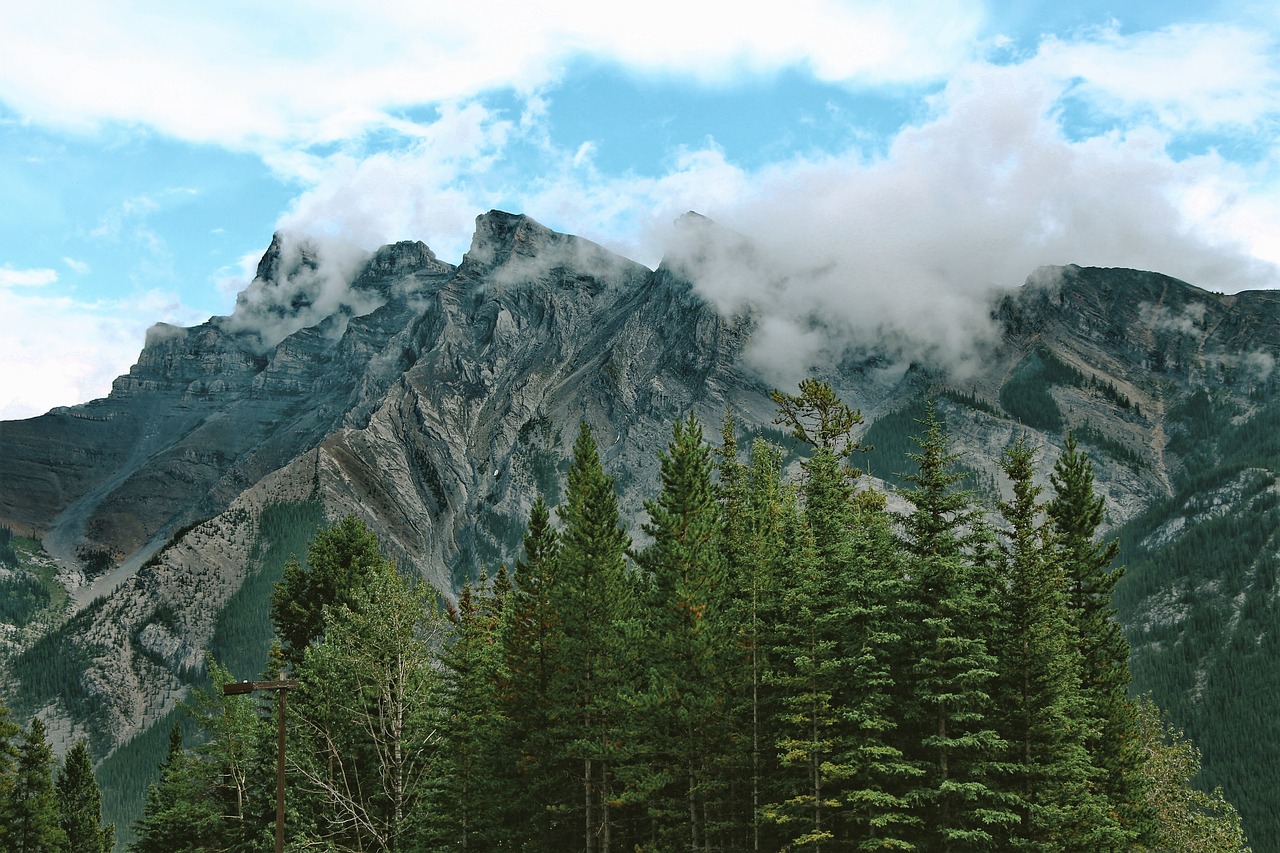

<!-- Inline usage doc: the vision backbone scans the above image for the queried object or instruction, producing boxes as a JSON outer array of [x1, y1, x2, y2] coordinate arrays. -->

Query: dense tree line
[[130, 381, 1249, 851]]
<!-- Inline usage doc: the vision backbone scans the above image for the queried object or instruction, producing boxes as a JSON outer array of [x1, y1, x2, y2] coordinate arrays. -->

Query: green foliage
[[861, 397, 931, 489], [1136, 697, 1252, 851], [270, 512, 386, 668], [102, 381, 1255, 853], [770, 377, 865, 458], [0, 573, 51, 625], [56, 741, 114, 853], [5, 717, 67, 852], [8, 599, 108, 733]]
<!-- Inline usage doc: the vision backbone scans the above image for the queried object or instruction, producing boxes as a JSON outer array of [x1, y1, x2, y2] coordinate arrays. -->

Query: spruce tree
[[431, 573, 512, 850], [634, 414, 731, 851], [501, 496, 572, 851], [1047, 435, 1150, 843], [0, 696, 20, 850], [6, 717, 67, 853], [720, 433, 791, 852], [994, 436, 1116, 849], [56, 741, 114, 853], [897, 401, 1015, 850], [549, 422, 634, 853]]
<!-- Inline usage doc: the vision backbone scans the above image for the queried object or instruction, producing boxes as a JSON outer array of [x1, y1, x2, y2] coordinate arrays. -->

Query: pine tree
[[56, 741, 114, 853], [1047, 435, 1150, 843], [431, 572, 512, 850], [897, 401, 1015, 850], [634, 414, 731, 851], [6, 717, 67, 853], [719, 432, 791, 852], [0, 696, 21, 851], [762, 384, 915, 850], [549, 422, 634, 853], [501, 496, 573, 851], [994, 436, 1116, 850]]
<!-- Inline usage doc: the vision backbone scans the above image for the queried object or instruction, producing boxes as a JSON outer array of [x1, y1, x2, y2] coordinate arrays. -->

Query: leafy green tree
[[271, 514, 387, 668], [56, 741, 114, 853], [290, 555, 447, 853], [1047, 435, 1150, 842], [6, 717, 67, 853], [1134, 697, 1251, 852], [548, 422, 634, 852], [994, 436, 1116, 850]]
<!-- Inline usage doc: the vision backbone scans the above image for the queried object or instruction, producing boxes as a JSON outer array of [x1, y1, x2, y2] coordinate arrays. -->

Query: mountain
[[2, 211, 1279, 848]]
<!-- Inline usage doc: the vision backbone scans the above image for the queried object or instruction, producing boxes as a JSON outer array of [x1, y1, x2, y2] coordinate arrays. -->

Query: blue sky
[[2, 1, 1278, 418]]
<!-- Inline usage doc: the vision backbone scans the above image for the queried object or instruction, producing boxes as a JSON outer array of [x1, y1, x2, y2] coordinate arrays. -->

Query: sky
[[2, 1, 1279, 419]]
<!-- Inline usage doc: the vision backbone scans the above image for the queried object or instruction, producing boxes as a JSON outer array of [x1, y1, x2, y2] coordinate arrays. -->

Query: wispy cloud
[[63, 257, 91, 275], [0, 266, 57, 287]]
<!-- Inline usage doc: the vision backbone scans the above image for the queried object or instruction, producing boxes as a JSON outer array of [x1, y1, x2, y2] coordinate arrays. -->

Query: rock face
[[1, 212, 1279, 826]]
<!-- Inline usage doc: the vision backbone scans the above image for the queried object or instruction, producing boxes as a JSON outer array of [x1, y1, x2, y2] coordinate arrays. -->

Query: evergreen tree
[[501, 496, 572, 851], [128, 721, 242, 852], [763, 384, 914, 850], [994, 436, 1115, 849], [56, 741, 114, 853], [431, 572, 512, 850], [1047, 435, 1150, 842], [6, 717, 67, 853], [548, 422, 634, 853], [271, 514, 388, 668], [719, 432, 791, 852], [633, 414, 731, 851], [897, 401, 1016, 850], [0, 696, 21, 850]]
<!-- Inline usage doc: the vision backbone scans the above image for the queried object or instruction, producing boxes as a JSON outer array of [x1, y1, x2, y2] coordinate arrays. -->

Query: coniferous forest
[[102, 381, 1250, 852]]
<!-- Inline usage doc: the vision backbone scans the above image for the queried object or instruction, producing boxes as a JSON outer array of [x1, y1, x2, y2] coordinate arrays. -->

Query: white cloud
[[0, 1, 986, 150], [0, 285, 201, 421], [0, 267, 57, 287], [1037, 23, 1280, 131], [63, 257, 91, 275]]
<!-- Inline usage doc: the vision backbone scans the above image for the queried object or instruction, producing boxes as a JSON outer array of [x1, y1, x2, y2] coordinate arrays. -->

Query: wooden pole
[[223, 679, 299, 853]]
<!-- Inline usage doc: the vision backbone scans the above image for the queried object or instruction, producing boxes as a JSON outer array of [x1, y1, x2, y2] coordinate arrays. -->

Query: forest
[[5, 380, 1252, 852]]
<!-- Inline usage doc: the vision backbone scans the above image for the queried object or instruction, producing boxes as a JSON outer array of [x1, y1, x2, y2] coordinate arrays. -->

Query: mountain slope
[[1, 212, 1278, 847]]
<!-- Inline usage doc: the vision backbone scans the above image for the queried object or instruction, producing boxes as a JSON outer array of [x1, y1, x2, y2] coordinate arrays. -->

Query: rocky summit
[[2, 210, 1280, 845]]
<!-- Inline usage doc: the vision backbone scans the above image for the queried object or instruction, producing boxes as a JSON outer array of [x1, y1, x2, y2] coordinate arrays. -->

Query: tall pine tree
[[7, 717, 66, 853], [634, 414, 731, 851], [56, 741, 114, 853], [1047, 434, 1151, 843], [897, 401, 1015, 850], [994, 436, 1116, 850], [549, 422, 635, 853]]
